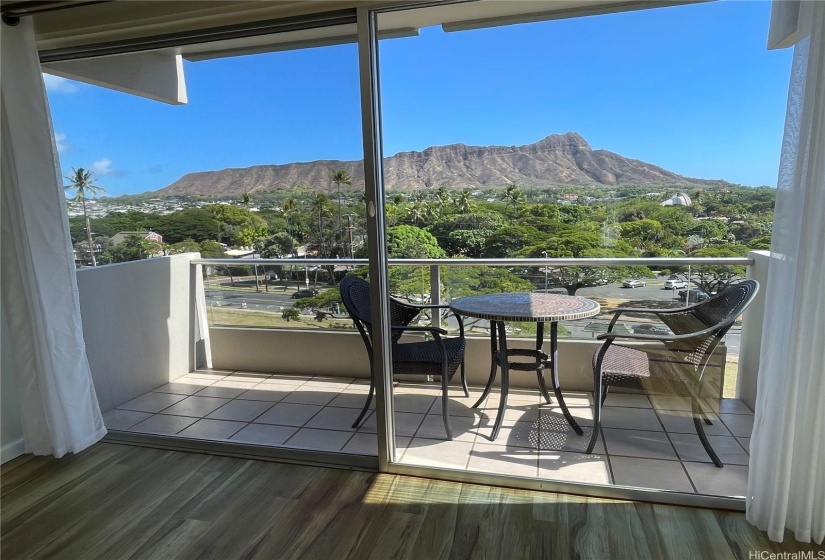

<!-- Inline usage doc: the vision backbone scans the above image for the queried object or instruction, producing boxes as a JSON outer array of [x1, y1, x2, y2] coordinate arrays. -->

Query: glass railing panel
[[199, 257, 750, 398]]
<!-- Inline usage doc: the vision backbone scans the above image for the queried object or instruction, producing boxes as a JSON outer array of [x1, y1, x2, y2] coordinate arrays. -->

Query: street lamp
[[541, 250, 548, 293]]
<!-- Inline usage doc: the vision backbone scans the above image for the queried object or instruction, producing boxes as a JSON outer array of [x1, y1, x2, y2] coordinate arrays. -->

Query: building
[[660, 192, 692, 207], [111, 230, 163, 246]]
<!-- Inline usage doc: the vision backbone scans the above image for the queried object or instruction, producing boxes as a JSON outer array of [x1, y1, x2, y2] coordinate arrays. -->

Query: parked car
[[622, 279, 647, 288], [291, 289, 319, 299], [632, 324, 674, 335], [678, 288, 709, 302], [664, 279, 688, 289]]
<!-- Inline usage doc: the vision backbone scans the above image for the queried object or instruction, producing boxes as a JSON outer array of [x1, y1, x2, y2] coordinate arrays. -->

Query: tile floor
[[104, 370, 754, 498]]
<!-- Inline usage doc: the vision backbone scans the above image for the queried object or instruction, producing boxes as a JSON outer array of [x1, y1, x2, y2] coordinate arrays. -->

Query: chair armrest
[[391, 324, 449, 336], [403, 303, 465, 337], [404, 303, 452, 310], [596, 323, 729, 342], [608, 305, 691, 317], [596, 331, 676, 342]]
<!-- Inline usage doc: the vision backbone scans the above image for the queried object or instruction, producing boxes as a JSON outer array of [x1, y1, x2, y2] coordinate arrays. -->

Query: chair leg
[[692, 397, 722, 467], [352, 383, 374, 429], [442, 363, 453, 440], [460, 360, 469, 398], [586, 375, 603, 454], [600, 385, 609, 406]]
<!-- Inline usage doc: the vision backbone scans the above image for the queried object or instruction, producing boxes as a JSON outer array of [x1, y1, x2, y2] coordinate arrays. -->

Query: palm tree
[[502, 183, 524, 217], [407, 202, 426, 225], [435, 186, 452, 206], [311, 194, 333, 256], [240, 192, 262, 292], [65, 168, 106, 266], [457, 189, 474, 213], [330, 170, 352, 243], [282, 197, 299, 256]]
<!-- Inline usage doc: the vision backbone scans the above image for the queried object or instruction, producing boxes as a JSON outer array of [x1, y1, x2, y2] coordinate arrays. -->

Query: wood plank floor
[[1, 443, 821, 559]]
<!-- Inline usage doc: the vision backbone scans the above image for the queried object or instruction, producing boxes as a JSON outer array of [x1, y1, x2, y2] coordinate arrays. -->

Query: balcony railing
[[189, 255, 760, 401], [193, 256, 752, 334]]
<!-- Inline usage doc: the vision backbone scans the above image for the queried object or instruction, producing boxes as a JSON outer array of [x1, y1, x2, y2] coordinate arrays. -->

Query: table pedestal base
[[472, 321, 584, 441]]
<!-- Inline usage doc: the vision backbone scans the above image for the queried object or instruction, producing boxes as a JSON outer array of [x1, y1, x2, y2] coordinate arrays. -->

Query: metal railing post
[[430, 264, 441, 329]]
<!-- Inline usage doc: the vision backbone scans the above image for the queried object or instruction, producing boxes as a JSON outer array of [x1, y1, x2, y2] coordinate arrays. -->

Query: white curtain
[[1, 19, 106, 457], [747, 1, 825, 545]]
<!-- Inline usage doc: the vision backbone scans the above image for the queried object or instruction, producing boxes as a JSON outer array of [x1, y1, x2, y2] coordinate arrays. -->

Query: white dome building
[[661, 192, 692, 207]]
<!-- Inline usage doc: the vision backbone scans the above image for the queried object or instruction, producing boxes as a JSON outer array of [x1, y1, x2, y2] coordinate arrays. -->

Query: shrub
[[281, 308, 300, 322]]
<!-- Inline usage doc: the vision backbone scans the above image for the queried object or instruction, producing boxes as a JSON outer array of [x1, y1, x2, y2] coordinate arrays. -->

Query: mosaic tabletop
[[449, 293, 601, 322]]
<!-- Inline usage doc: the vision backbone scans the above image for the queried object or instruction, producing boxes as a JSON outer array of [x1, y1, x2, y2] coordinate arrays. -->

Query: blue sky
[[48, 0, 792, 197]]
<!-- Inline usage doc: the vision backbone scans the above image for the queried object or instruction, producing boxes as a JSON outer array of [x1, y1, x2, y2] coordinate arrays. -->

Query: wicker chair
[[339, 275, 467, 440], [586, 280, 759, 467]]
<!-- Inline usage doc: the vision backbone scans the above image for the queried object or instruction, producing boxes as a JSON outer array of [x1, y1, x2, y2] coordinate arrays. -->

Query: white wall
[[737, 250, 770, 410], [77, 253, 207, 411]]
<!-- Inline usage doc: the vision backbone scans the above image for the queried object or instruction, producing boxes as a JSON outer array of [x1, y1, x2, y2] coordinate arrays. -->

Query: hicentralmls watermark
[[749, 552, 825, 560]]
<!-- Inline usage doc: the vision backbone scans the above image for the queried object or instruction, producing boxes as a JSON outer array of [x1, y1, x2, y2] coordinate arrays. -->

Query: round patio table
[[449, 293, 600, 441]]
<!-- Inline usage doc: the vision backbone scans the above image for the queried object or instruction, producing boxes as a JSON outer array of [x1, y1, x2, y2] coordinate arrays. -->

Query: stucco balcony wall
[[208, 327, 727, 396], [76, 253, 206, 412]]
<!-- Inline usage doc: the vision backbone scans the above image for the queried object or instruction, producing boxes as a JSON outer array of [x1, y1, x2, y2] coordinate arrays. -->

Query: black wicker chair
[[339, 275, 467, 440], [586, 280, 759, 467]]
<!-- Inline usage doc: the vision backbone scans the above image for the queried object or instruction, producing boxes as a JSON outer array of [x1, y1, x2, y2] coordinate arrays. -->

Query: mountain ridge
[[155, 132, 725, 197]]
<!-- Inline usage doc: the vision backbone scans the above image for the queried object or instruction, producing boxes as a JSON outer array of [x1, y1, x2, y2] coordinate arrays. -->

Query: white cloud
[[43, 74, 79, 94], [54, 132, 67, 153], [91, 158, 114, 176]]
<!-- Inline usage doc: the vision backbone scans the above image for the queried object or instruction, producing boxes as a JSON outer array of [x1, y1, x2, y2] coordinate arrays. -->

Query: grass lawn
[[207, 308, 353, 330], [724, 361, 739, 399]]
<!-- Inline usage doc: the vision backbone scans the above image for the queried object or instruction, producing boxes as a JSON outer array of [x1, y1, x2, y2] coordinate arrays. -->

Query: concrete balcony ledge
[[208, 326, 727, 397]]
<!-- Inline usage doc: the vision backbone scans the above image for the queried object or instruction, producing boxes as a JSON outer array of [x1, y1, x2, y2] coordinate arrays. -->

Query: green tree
[[619, 219, 666, 253], [169, 240, 202, 254], [428, 212, 505, 256], [330, 170, 353, 241], [293, 288, 342, 310], [310, 193, 336, 257], [153, 208, 220, 244], [282, 197, 300, 255], [502, 183, 524, 217], [483, 225, 546, 258], [456, 190, 474, 213], [103, 234, 161, 263], [199, 240, 225, 258], [259, 232, 297, 258], [386, 225, 446, 258], [205, 204, 268, 247], [281, 308, 300, 322], [519, 234, 647, 295], [65, 168, 106, 266], [682, 245, 751, 294]]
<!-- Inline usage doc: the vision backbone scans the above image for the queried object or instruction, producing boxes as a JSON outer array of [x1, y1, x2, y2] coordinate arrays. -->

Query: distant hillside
[[155, 132, 723, 197]]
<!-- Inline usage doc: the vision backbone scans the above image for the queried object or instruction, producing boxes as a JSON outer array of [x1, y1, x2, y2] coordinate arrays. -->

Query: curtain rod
[[2, 1, 113, 26]]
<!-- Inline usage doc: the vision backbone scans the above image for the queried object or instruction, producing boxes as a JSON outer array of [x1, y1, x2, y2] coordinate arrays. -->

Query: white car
[[622, 279, 646, 288], [664, 279, 688, 289]]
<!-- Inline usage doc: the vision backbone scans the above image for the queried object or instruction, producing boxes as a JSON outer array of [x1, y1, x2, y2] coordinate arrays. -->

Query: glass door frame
[[354, 1, 745, 511]]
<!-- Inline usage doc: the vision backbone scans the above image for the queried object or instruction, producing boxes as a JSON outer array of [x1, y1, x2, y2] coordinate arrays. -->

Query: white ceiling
[[29, 0, 694, 59]]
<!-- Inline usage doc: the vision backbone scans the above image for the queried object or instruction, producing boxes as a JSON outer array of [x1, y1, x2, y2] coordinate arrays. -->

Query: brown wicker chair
[[339, 275, 467, 440], [586, 280, 759, 467]]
